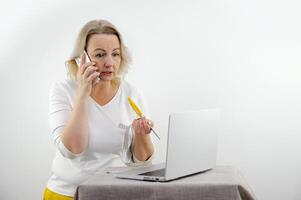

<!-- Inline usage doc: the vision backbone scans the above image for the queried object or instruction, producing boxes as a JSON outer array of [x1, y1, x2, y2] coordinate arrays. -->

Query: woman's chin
[[98, 76, 114, 82]]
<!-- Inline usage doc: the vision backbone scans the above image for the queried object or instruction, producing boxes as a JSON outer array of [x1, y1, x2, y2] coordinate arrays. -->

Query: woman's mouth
[[100, 71, 113, 76]]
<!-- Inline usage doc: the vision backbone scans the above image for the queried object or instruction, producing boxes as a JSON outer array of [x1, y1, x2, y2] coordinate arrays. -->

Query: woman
[[44, 19, 155, 200]]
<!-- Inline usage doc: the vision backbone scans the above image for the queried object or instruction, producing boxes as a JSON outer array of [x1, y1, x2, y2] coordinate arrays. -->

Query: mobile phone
[[75, 50, 101, 84]]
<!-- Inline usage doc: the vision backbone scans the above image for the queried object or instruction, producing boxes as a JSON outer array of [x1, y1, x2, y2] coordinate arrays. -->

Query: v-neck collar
[[89, 82, 122, 109]]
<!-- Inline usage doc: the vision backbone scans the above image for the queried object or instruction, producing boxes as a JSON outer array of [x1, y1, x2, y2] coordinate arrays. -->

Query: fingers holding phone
[[75, 51, 100, 96]]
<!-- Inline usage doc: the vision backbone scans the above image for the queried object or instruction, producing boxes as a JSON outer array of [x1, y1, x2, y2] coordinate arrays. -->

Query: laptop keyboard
[[139, 168, 166, 177]]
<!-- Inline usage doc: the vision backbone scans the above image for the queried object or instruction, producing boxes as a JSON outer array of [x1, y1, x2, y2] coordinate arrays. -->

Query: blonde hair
[[66, 19, 131, 84]]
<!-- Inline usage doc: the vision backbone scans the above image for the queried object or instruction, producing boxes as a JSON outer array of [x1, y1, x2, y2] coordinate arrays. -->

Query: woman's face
[[86, 34, 121, 82]]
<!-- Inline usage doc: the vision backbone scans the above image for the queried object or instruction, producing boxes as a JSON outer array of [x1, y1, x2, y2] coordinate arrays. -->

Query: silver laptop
[[116, 109, 219, 182]]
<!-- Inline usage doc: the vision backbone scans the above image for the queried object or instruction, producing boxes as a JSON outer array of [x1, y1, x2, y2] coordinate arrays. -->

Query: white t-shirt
[[46, 78, 153, 196]]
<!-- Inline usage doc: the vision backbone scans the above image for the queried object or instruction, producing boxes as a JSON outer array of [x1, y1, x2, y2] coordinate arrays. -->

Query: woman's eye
[[113, 53, 120, 57], [95, 53, 105, 58]]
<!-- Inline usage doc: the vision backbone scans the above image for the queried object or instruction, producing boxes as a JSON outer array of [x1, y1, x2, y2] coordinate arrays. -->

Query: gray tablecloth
[[75, 166, 256, 200]]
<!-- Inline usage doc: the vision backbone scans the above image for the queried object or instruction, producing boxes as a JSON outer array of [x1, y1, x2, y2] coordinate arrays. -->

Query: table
[[75, 166, 256, 200]]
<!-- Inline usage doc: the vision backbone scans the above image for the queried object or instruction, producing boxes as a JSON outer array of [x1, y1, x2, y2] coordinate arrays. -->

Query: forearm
[[131, 133, 154, 161], [61, 95, 89, 154]]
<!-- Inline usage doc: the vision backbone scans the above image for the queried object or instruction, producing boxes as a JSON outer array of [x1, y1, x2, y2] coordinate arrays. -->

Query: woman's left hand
[[131, 117, 155, 161], [132, 117, 154, 136]]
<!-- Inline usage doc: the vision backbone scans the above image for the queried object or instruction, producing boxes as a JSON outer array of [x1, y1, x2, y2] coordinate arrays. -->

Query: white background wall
[[1, 0, 301, 199]]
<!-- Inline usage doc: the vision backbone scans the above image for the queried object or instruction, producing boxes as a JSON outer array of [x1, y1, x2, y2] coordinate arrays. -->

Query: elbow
[[69, 147, 85, 155], [65, 142, 87, 155], [58, 138, 87, 159]]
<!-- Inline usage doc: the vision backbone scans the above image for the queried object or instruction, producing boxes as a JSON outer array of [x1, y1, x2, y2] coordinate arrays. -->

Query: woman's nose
[[104, 56, 114, 68]]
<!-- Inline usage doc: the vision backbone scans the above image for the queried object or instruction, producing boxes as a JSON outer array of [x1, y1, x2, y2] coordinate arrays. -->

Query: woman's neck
[[90, 80, 119, 105], [93, 81, 113, 93]]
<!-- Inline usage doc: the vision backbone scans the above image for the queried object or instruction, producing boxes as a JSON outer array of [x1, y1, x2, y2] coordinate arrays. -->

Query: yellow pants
[[43, 188, 73, 200]]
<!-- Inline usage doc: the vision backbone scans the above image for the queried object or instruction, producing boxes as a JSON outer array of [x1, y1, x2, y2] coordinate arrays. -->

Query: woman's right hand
[[76, 53, 100, 98]]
